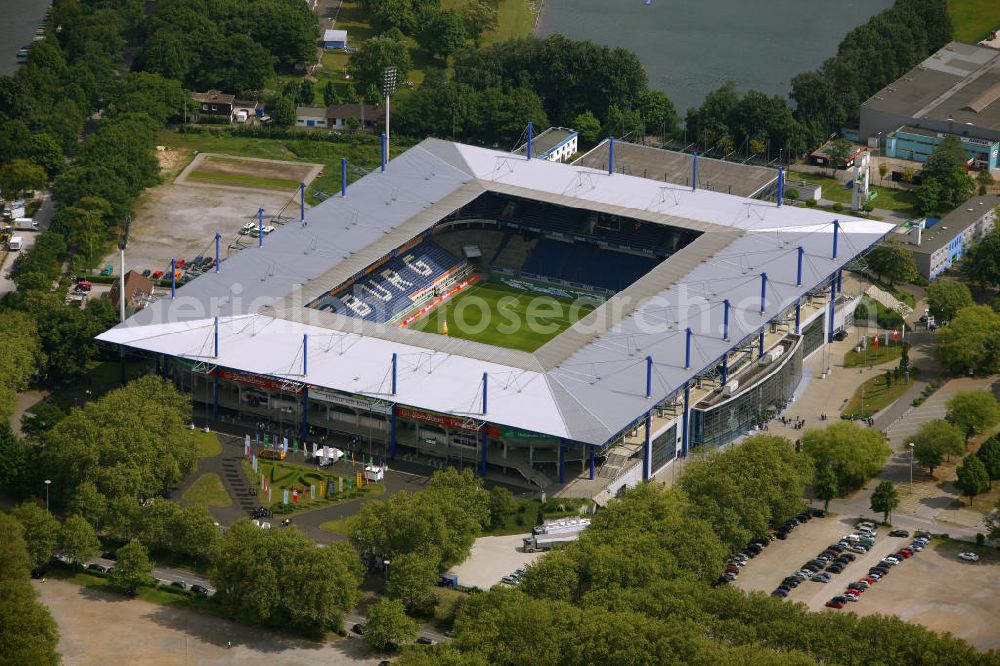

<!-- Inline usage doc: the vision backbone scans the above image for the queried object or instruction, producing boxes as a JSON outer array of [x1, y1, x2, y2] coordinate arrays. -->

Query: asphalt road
[[0, 192, 53, 296]]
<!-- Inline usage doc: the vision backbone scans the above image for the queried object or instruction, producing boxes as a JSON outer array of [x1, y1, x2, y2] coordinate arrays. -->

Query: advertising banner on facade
[[309, 386, 393, 414], [213, 368, 303, 394]]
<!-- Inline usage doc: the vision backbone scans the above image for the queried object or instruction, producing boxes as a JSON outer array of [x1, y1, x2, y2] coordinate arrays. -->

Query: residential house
[[191, 91, 236, 122], [108, 270, 155, 316], [326, 103, 387, 132], [296, 106, 328, 129]]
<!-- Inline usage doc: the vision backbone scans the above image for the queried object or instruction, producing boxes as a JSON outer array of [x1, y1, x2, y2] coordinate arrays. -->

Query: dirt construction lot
[[450, 534, 545, 590], [35, 579, 381, 665], [733, 514, 1000, 651]]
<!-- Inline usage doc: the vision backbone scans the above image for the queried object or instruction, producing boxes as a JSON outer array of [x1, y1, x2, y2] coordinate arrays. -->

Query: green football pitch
[[409, 281, 598, 352]]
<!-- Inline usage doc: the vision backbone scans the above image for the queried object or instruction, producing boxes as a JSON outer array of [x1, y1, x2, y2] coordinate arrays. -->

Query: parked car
[[825, 599, 845, 609], [725, 565, 740, 575], [191, 585, 210, 596], [812, 573, 831, 583], [416, 636, 433, 645], [888, 529, 909, 538], [87, 563, 107, 574], [352, 624, 366, 635], [170, 580, 187, 590], [958, 552, 980, 562], [882, 556, 900, 566], [771, 588, 788, 598]]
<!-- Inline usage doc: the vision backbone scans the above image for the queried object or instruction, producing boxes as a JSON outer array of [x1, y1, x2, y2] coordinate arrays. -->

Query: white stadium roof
[[98, 138, 894, 445]]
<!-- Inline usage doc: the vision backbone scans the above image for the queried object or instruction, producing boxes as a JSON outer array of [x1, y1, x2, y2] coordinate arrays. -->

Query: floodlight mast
[[381, 66, 398, 159]]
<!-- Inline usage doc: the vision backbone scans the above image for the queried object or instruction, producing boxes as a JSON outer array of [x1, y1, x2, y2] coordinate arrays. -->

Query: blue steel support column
[[832, 219, 840, 259], [391, 353, 397, 395], [526, 122, 533, 160], [796, 246, 804, 286], [214, 317, 219, 358], [760, 272, 768, 313], [684, 328, 692, 369], [681, 383, 690, 457], [300, 182, 305, 221], [215, 233, 221, 273], [301, 385, 308, 439], [795, 301, 801, 334], [170, 258, 176, 298], [213, 371, 219, 420], [828, 282, 836, 343], [341, 158, 347, 197], [608, 136, 615, 175], [723, 299, 730, 340], [692, 152, 699, 190], [380, 133, 387, 172], [589, 446, 595, 480], [722, 356, 729, 383], [777, 167, 784, 206], [837, 270, 843, 293], [645, 356, 653, 398], [302, 334, 308, 376], [258, 208, 263, 248], [759, 330, 765, 356], [643, 412, 652, 482]]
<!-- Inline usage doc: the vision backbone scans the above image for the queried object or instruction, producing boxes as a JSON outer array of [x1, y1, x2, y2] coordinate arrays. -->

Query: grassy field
[[790, 171, 918, 213], [190, 430, 222, 458], [181, 473, 231, 507], [244, 458, 384, 514], [948, 0, 1000, 42], [160, 129, 405, 204], [409, 281, 597, 352], [187, 170, 302, 191], [844, 344, 904, 368], [842, 374, 912, 419]]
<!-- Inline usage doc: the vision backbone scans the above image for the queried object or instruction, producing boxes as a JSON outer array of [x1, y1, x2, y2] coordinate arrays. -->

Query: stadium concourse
[[97, 137, 894, 498]]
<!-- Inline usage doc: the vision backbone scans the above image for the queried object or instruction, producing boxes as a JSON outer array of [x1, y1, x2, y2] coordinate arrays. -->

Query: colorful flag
[[873, 335, 879, 350], [283, 489, 289, 504], [884, 332, 889, 347], [252, 454, 257, 471], [892, 329, 899, 343], [312, 442, 318, 458], [267, 486, 272, 503], [310, 484, 315, 500], [292, 488, 299, 504], [255, 430, 260, 447]]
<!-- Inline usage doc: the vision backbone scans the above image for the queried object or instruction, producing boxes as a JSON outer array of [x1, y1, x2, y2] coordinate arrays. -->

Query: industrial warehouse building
[[860, 42, 1000, 170], [97, 138, 892, 496]]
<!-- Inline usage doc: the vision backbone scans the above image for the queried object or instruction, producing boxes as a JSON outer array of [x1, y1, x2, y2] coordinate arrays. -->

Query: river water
[[0, 0, 51, 77], [538, 0, 895, 113]]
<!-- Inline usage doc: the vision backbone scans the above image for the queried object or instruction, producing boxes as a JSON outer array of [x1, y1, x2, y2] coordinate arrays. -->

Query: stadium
[[98, 136, 895, 497]]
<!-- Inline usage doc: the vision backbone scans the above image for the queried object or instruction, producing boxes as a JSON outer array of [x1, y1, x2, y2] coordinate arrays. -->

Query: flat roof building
[[860, 42, 1000, 144], [573, 139, 780, 199], [514, 127, 579, 163], [906, 194, 999, 279]]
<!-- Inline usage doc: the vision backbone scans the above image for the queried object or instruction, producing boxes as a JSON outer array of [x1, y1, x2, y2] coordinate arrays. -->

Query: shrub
[[832, 202, 844, 212], [806, 198, 817, 207]]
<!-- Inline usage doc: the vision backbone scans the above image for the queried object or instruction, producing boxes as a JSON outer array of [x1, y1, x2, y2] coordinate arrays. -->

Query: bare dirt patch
[[35, 579, 382, 665], [196, 155, 317, 182]]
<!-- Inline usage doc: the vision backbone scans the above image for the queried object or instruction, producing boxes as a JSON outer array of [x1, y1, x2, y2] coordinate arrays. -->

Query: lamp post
[[381, 66, 397, 155], [44, 479, 51, 513], [908, 442, 915, 493]]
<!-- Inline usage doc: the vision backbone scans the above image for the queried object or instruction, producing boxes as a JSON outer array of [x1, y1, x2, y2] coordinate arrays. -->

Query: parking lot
[[733, 513, 1000, 651], [450, 534, 545, 591]]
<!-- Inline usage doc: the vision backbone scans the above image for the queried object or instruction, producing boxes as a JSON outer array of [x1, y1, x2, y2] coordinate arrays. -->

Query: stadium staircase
[[864, 285, 914, 317], [492, 235, 538, 273], [598, 448, 636, 480], [512, 461, 552, 490]]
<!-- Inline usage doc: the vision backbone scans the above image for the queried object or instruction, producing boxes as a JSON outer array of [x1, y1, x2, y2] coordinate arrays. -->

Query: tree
[[926, 280, 974, 323], [865, 238, 917, 285], [878, 161, 888, 183], [417, 11, 467, 59], [678, 434, 812, 552], [976, 435, 1000, 488], [67, 480, 108, 530], [976, 168, 994, 195], [58, 514, 100, 566], [270, 96, 296, 127], [812, 465, 839, 511], [0, 159, 46, 198], [954, 455, 989, 503], [934, 305, 1000, 375], [322, 81, 338, 107], [248, 0, 320, 67], [487, 485, 517, 530], [869, 480, 899, 524], [915, 178, 942, 215], [825, 138, 853, 174], [211, 521, 362, 631], [109, 540, 154, 592], [962, 225, 1000, 289], [348, 36, 412, 93], [800, 421, 891, 492], [0, 513, 60, 665], [912, 419, 965, 476], [387, 549, 440, 611], [169, 505, 221, 562], [459, 1, 497, 45], [0, 422, 35, 497], [299, 79, 315, 105], [11, 503, 60, 569], [920, 135, 975, 209], [365, 598, 418, 652], [945, 390, 1000, 443]]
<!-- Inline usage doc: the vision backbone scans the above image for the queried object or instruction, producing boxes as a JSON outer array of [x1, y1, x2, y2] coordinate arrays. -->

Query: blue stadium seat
[[522, 239, 658, 291], [313, 240, 462, 322]]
